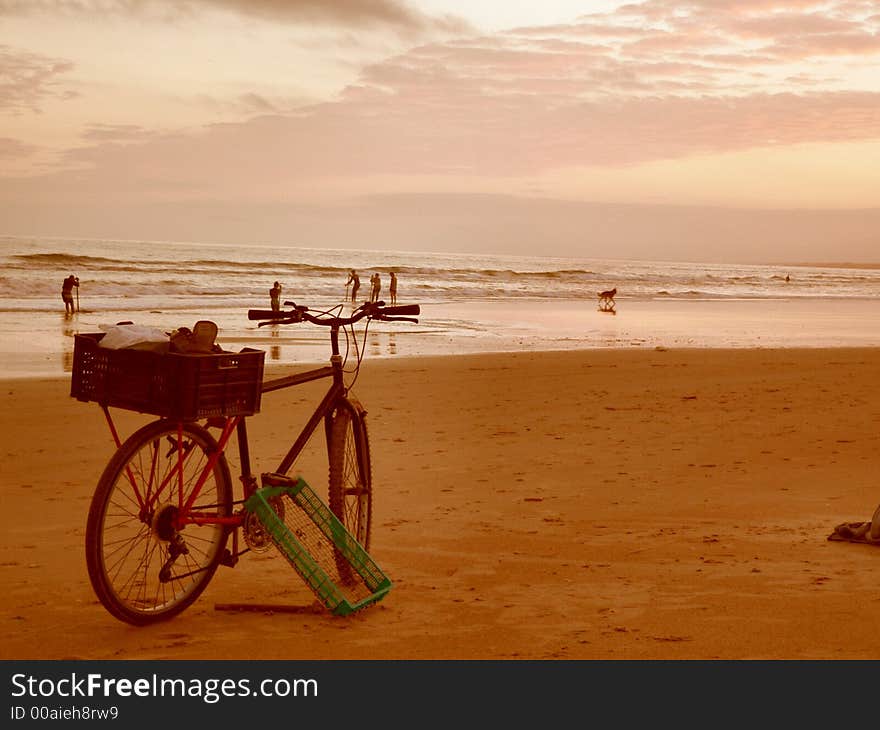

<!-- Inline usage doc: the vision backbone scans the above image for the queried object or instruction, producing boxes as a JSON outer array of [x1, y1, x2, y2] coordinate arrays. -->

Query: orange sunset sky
[[1, 0, 879, 262]]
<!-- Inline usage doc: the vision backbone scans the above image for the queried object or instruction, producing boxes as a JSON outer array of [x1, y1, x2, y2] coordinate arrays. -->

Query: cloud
[[770, 31, 880, 59], [16, 85, 878, 200], [0, 0, 471, 34], [0, 136, 37, 158], [199, 0, 469, 34], [0, 45, 76, 113], [730, 12, 859, 37], [4, 0, 880, 209], [80, 124, 156, 142]]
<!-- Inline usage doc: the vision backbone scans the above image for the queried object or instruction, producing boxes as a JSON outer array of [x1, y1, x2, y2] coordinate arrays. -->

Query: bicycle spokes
[[118, 433, 206, 519], [86, 421, 232, 624], [341, 435, 366, 522], [328, 407, 372, 556]]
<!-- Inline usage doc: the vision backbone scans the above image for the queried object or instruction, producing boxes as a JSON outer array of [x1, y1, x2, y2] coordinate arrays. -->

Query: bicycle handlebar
[[375, 304, 420, 317], [248, 301, 420, 327], [248, 310, 286, 321]]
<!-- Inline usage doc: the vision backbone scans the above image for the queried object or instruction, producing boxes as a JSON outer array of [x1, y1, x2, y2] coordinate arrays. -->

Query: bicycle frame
[[83, 299, 418, 623], [99, 323, 352, 533]]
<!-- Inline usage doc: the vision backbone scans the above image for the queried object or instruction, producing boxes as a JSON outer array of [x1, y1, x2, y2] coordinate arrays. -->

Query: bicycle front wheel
[[328, 399, 372, 556], [85, 419, 233, 625]]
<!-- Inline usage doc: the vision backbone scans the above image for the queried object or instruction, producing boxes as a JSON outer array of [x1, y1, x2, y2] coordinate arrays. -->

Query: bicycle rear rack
[[244, 475, 391, 615]]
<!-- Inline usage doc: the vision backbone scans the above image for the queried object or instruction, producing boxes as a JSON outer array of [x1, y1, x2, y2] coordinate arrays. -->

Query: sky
[[1, 0, 879, 262]]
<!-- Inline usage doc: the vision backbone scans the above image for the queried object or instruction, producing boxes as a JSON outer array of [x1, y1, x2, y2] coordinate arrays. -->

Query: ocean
[[2, 235, 879, 378]]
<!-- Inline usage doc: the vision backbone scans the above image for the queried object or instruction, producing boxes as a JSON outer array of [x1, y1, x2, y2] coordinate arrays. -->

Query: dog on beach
[[598, 287, 617, 302]]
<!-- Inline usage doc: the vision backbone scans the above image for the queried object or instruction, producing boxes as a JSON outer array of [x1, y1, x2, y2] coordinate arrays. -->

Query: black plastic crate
[[71, 332, 264, 420]]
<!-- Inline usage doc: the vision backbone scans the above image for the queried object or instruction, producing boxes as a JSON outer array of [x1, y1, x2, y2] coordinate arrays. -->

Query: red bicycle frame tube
[[102, 407, 244, 527], [178, 416, 240, 527]]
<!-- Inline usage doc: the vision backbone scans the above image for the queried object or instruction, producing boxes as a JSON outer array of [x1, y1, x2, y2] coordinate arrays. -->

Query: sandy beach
[[2, 347, 879, 660]]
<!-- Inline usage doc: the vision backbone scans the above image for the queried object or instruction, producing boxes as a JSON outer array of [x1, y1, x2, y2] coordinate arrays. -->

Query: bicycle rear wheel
[[328, 399, 372, 578], [85, 419, 233, 625]]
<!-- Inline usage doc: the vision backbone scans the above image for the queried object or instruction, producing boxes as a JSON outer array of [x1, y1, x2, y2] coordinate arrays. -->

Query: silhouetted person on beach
[[62, 274, 79, 314], [269, 281, 282, 312], [370, 273, 381, 302], [389, 271, 398, 305], [346, 270, 360, 303]]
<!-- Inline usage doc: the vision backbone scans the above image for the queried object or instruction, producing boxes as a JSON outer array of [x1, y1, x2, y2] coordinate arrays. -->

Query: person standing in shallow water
[[61, 274, 79, 314], [269, 281, 282, 312], [389, 271, 398, 305], [346, 270, 360, 303], [370, 272, 381, 302]]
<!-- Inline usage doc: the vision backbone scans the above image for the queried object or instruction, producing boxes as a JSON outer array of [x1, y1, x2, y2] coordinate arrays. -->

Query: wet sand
[[1, 347, 879, 659], [2, 296, 880, 379]]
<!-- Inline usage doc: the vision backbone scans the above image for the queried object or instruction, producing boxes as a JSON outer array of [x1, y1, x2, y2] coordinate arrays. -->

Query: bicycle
[[76, 299, 420, 625]]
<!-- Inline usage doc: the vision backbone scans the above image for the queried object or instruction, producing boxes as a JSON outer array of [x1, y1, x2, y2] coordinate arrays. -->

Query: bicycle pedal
[[261, 472, 300, 488], [219, 549, 238, 568]]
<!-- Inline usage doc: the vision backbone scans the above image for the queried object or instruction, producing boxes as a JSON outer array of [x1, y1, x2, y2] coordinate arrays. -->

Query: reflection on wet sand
[[62, 315, 75, 372], [270, 326, 281, 360], [369, 332, 397, 357]]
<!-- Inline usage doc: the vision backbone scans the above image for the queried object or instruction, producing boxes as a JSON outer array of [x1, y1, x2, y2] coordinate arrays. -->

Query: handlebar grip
[[248, 310, 282, 321], [380, 304, 420, 316]]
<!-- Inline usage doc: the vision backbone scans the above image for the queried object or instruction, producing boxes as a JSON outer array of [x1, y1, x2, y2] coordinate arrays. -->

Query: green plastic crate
[[244, 476, 391, 615]]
